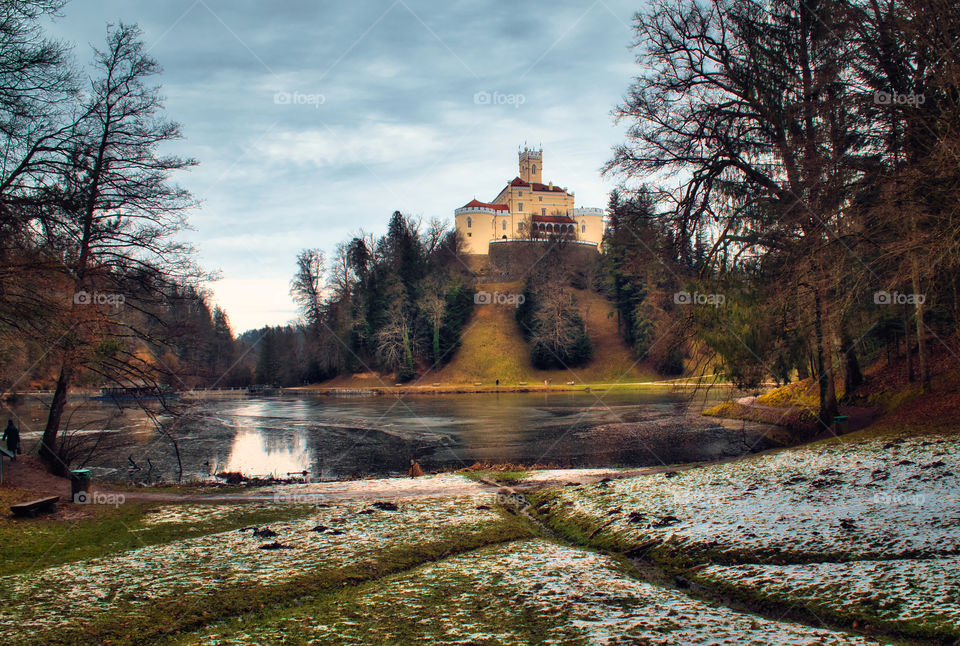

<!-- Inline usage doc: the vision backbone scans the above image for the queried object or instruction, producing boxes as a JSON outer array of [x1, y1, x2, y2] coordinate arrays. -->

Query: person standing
[[3, 420, 20, 459], [407, 459, 423, 477]]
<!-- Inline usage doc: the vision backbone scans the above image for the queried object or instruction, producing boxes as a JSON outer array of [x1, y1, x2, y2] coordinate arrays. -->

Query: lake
[[3, 389, 778, 482]]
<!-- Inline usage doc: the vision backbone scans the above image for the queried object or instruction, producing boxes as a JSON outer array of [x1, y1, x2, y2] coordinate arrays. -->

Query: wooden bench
[[10, 496, 59, 518]]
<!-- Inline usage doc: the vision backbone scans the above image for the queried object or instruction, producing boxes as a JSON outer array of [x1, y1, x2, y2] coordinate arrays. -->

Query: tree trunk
[[813, 291, 838, 427], [914, 298, 930, 391], [904, 315, 914, 382], [824, 331, 838, 422], [797, 358, 810, 380], [841, 331, 863, 398], [911, 263, 930, 392], [40, 362, 72, 475]]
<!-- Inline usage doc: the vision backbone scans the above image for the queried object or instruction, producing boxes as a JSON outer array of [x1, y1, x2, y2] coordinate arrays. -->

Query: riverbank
[[1, 416, 957, 644], [2, 378, 746, 402], [289, 375, 740, 396], [704, 394, 882, 435]]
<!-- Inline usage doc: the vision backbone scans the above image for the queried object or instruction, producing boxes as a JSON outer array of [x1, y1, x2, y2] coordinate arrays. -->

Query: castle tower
[[518, 147, 542, 183]]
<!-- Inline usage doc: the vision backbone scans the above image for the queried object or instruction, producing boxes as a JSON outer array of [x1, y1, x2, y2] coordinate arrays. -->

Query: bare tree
[[39, 23, 199, 472], [375, 310, 419, 378], [605, 0, 866, 425], [0, 0, 74, 209], [422, 217, 448, 255], [290, 248, 325, 329], [418, 278, 447, 363]]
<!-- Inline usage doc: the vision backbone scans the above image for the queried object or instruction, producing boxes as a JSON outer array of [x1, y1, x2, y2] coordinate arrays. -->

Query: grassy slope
[[319, 282, 658, 388], [431, 281, 658, 384]]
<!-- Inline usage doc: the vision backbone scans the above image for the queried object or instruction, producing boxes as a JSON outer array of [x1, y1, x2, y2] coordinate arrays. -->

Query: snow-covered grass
[[7, 437, 956, 644], [0, 495, 506, 644], [530, 434, 960, 641], [532, 435, 959, 562], [256, 473, 490, 500], [0, 500, 315, 579], [137, 502, 289, 527], [522, 468, 632, 483], [697, 556, 960, 640], [186, 539, 873, 645]]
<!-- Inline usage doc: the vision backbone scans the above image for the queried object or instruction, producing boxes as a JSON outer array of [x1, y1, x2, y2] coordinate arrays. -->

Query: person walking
[[3, 420, 20, 460]]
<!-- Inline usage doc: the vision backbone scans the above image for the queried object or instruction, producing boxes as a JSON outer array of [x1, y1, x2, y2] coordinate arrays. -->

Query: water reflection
[[3, 389, 776, 482], [218, 428, 312, 477]]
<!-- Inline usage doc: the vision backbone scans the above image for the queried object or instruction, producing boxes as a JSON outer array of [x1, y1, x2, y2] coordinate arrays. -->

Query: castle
[[454, 147, 605, 255]]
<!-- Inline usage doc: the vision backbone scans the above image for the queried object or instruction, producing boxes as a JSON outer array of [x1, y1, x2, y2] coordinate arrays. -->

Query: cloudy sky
[[44, 0, 641, 333]]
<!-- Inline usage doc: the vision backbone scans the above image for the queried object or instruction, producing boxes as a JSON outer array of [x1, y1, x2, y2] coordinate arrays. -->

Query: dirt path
[[1, 456, 73, 497], [725, 396, 881, 432], [119, 478, 499, 504], [2, 449, 794, 507]]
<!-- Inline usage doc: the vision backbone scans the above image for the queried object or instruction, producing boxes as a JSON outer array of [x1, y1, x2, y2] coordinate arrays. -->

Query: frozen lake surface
[[5, 389, 777, 482]]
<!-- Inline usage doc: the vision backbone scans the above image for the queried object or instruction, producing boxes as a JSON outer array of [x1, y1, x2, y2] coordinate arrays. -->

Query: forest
[[597, 0, 960, 426]]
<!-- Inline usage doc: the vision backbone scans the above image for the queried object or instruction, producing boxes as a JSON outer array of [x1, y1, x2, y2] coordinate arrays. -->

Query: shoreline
[[3, 378, 763, 401], [284, 379, 753, 397]]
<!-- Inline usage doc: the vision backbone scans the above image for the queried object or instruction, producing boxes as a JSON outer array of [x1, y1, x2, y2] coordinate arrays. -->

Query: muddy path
[[3, 445, 794, 508]]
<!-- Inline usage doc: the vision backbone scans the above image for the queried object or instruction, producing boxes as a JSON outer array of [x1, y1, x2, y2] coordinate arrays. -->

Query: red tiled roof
[[531, 182, 565, 193], [532, 215, 575, 224], [461, 199, 508, 211], [506, 177, 565, 192]]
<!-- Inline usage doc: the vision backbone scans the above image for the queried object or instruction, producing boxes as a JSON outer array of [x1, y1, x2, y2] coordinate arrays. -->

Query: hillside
[[430, 281, 656, 384], [314, 281, 658, 389]]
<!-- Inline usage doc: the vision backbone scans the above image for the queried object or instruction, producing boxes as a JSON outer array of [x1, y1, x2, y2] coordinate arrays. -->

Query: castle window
[[541, 208, 546, 216], [532, 164, 537, 174], [539, 196, 542, 202], [582, 224, 586, 233], [518, 202, 523, 211], [518, 190, 523, 197], [466, 216, 472, 228], [502, 220, 506, 230]]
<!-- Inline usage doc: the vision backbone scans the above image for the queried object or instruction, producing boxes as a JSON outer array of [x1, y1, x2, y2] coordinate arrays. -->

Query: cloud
[[255, 123, 444, 167], [44, 0, 641, 330]]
